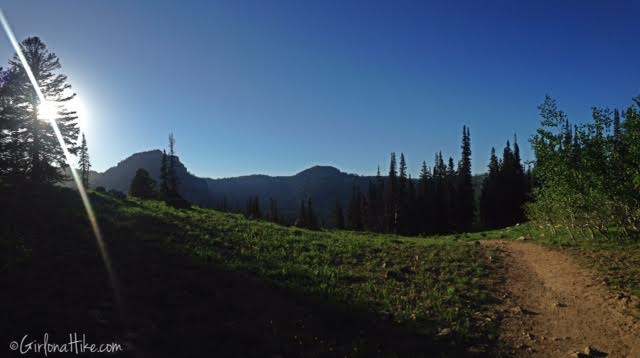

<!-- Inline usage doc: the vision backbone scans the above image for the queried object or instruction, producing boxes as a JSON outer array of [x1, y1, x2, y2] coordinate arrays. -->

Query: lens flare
[[0, 9, 125, 324]]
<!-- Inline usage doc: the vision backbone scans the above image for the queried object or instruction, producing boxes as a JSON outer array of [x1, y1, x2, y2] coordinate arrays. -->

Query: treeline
[[236, 126, 531, 234], [331, 126, 530, 235], [528, 95, 640, 240], [0, 37, 89, 188]]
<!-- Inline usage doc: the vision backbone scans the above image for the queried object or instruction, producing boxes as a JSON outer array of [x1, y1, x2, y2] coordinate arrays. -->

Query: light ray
[[0, 9, 125, 324]]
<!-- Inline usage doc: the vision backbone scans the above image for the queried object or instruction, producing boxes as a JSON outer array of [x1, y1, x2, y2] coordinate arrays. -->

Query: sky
[[1, 1, 639, 178]]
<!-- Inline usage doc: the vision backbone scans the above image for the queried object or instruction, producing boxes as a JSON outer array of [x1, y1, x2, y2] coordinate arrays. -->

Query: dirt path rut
[[482, 240, 640, 357]]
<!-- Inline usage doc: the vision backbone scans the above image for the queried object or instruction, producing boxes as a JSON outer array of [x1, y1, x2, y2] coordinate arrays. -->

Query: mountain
[[91, 150, 212, 207], [85, 150, 487, 224], [88, 150, 372, 222]]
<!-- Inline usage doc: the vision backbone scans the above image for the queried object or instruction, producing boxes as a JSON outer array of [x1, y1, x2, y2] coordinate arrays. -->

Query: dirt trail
[[482, 240, 640, 357]]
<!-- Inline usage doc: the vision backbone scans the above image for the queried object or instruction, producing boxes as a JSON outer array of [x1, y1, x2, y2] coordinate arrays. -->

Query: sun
[[37, 96, 89, 133], [37, 101, 57, 120], [69, 95, 89, 132]]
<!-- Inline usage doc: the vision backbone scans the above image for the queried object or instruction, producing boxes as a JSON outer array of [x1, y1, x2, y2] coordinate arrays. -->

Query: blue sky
[[1, 1, 639, 177]]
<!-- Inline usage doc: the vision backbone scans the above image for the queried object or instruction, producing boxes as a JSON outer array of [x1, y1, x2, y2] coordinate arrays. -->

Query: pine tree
[[397, 153, 408, 234], [248, 196, 261, 219], [456, 126, 474, 232], [77, 133, 90, 189], [370, 166, 385, 232], [129, 168, 157, 199], [333, 199, 345, 229], [269, 198, 279, 224], [446, 156, 457, 231], [159, 150, 169, 198], [8, 37, 81, 185], [433, 152, 448, 233], [168, 133, 179, 195], [295, 200, 307, 228], [307, 198, 319, 230], [480, 147, 500, 228], [418, 161, 433, 234], [347, 186, 363, 230], [163, 133, 189, 208], [386, 153, 398, 233]]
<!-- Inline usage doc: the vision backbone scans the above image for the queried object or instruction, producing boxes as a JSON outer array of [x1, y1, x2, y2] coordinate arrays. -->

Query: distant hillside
[[83, 150, 486, 222], [87, 150, 372, 221]]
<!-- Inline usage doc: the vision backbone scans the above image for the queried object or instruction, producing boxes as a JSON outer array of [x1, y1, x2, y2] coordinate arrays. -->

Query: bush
[[108, 189, 126, 200]]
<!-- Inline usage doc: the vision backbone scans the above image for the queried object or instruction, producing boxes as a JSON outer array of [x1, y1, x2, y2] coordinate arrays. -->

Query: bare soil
[[483, 240, 640, 357]]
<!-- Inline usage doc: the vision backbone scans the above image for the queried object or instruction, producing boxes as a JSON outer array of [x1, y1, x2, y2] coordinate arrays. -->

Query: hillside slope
[[1, 187, 498, 357]]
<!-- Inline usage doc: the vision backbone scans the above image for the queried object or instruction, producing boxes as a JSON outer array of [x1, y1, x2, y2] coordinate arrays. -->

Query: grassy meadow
[[2, 187, 502, 356]]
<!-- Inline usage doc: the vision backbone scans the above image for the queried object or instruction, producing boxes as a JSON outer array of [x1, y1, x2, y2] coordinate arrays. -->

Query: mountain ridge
[[83, 150, 485, 223]]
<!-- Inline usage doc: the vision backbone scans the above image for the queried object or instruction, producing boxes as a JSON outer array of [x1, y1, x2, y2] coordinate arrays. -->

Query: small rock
[[510, 306, 523, 315], [436, 328, 452, 337], [553, 302, 567, 308], [517, 236, 526, 241], [584, 346, 594, 355]]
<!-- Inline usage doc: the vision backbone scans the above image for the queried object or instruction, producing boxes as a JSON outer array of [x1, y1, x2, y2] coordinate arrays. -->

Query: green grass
[[90, 193, 499, 350]]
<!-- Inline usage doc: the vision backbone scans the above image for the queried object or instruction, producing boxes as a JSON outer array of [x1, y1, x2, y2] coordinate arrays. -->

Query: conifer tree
[[480, 147, 500, 228], [333, 199, 345, 229], [129, 168, 157, 199], [159, 150, 169, 198], [347, 186, 364, 230], [295, 200, 307, 228], [307, 198, 319, 230], [433, 152, 448, 233], [456, 126, 474, 231], [397, 153, 408, 234], [78, 133, 90, 189], [386, 152, 398, 233], [8, 37, 80, 184], [446, 156, 457, 230], [162, 133, 189, 208], [168, 133, 178, 195], [418, 161, 433, 234], [269, 198, 279, 224]]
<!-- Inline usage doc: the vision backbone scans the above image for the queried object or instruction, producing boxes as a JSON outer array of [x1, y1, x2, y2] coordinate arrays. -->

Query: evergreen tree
[[418, 161, 433, 234], [433, 152, 448, 233], [159, 150, 169, 198], [269, 198, 280, 224], [7, 37, 80, 185], [162, 133, 189, 208], [129, 168, 157, 199], [456, 126, 474, 231], [168, 133, 179, 195], [385, 152, 398, 233], [307, 198, 319, 230], [445, 156, 457, 230], [77, 133, 90, 189], [347, 186, 364, 230], [397, 153, 408, 234], [333, 199, 345, 229], [480, 147, 500, 228], [295, 200, 307, 228], [245, 196, 261, 220]]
